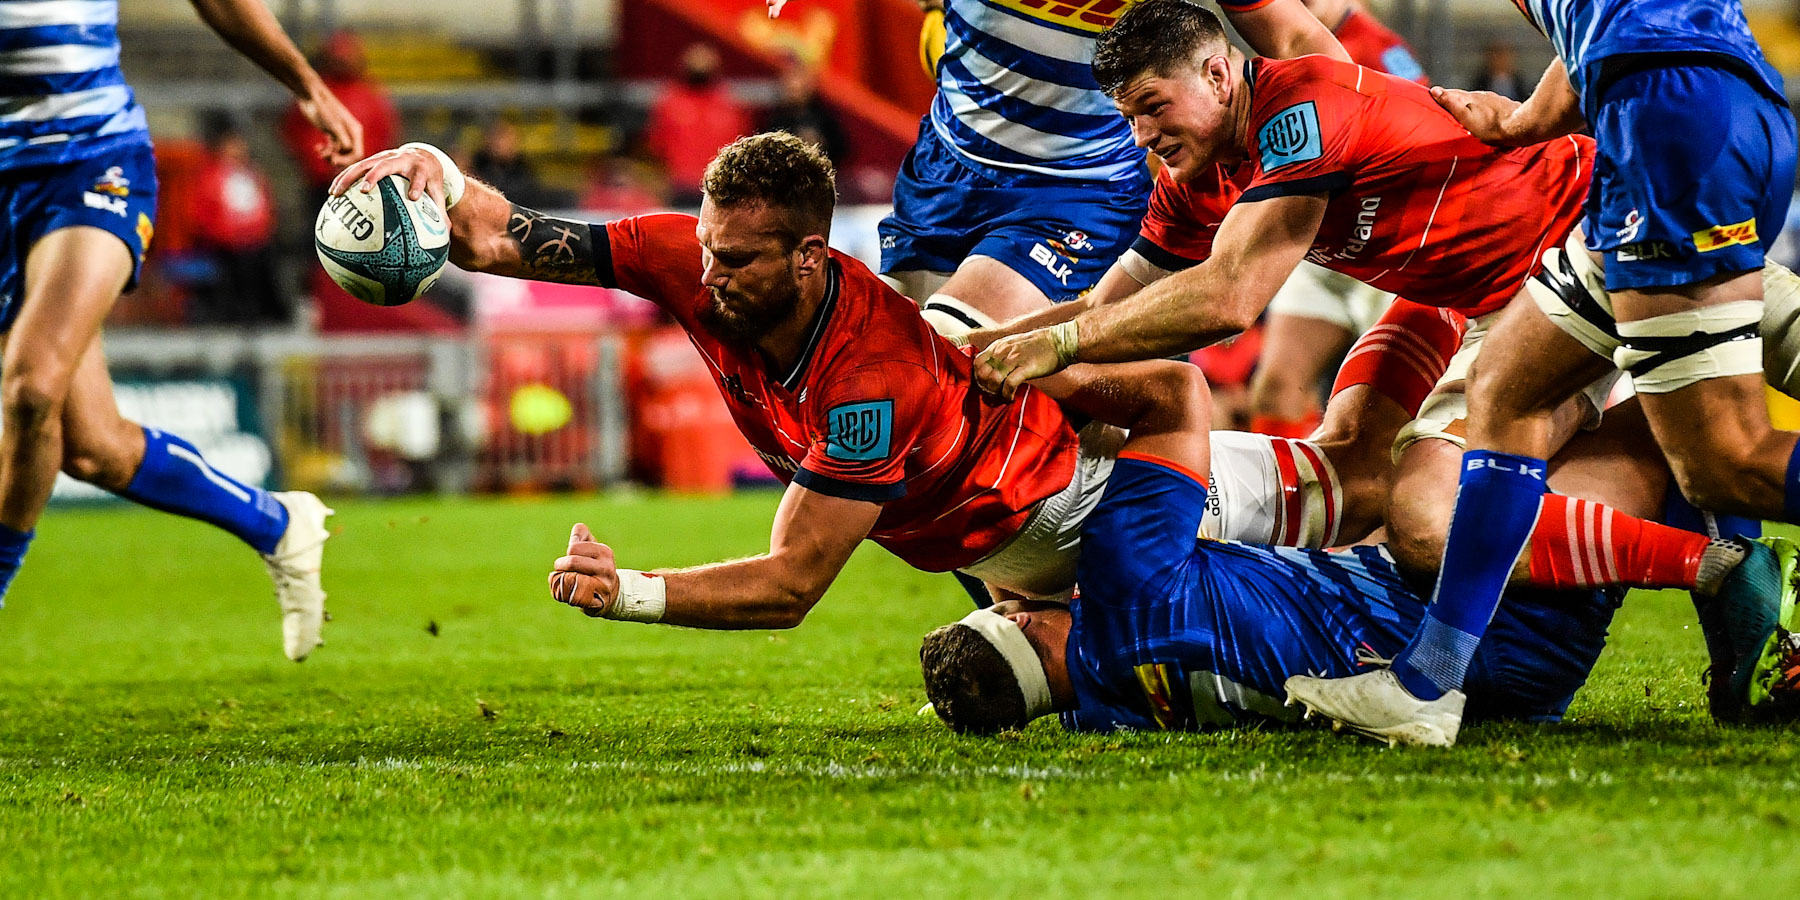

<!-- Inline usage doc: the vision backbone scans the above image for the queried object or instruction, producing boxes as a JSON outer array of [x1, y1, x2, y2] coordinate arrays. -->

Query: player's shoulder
[[610, 212, 700, 247]]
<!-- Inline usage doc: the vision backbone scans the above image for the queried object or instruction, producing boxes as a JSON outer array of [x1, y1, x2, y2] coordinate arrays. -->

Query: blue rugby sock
[[1664, 489, 1762, 541], [0, 523, 33, 608], [118, 427, 288, 554], [1391, 450, 1548, 700]]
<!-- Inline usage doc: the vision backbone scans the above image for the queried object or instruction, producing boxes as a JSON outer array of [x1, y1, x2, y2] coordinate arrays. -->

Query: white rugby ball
[[314, 175, 451, 307]]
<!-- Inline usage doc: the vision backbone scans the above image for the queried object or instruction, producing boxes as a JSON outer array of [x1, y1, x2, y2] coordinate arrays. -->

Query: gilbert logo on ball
[[315, 175, 451, 307]]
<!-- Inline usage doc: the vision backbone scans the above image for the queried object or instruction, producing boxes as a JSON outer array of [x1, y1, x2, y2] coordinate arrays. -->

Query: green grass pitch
[[1, 492, 1796, 898]]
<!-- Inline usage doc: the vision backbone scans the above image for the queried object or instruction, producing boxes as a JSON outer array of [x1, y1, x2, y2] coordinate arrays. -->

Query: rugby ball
[[314, 175, 451, 307]]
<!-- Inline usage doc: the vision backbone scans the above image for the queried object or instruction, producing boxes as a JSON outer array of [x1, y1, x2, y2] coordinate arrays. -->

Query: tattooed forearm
[[505, 204, 601, 286]]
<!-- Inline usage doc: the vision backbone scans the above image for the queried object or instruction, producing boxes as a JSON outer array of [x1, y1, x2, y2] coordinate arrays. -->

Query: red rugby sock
[[1329, 299, 1467, 416], [1526, 494, 1708, 590]]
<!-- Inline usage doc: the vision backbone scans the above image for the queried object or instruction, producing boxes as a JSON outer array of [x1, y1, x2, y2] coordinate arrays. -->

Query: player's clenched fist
[[549, 523, 620, 617], [974, 322, 1076, 400]]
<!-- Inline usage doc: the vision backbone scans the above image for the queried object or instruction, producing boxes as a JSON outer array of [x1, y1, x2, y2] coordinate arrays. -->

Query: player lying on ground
[[919, 359, 1799, 740], [964, 0, 1800, 732], [0, 0, 353, 658], [769, 0, 1345, 333], [1289, 0, 1800, 746]]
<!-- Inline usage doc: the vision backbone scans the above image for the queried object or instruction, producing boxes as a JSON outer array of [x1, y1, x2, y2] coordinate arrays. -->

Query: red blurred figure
[[280, 30, 400, 193], [186, 117, 286, 324], [644, 44, 752, 205]]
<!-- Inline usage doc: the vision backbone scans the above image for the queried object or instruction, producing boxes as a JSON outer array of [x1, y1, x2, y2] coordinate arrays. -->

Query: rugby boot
[[262, 491, 334, 661], [1284, 667, 1464, 748]]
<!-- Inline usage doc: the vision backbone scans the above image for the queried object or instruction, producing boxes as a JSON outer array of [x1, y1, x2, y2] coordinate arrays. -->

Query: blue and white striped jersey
[[0, 0, 148, 171], [932, 0, 1147, 183], [1506, 0, 1784, 103]]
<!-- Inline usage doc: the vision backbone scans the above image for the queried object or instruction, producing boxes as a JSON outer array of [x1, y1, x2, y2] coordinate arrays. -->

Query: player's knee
[[1, 366, 72, 430], [1385, 484, 1452, 575], [1665, 447, 1769, 516]]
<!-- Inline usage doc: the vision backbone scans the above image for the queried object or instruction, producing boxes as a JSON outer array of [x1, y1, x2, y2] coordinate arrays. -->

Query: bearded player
[[0, 0, 355, 658]]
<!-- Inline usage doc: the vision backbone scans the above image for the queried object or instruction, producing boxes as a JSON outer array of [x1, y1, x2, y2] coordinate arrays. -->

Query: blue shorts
[[0, 142, 158, 332], [1584, 62, 1797, 291], [881, 124, 1148, 302]]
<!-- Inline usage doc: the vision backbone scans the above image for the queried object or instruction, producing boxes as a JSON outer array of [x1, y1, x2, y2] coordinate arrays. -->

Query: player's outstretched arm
[[1431, 59, 1584, 147], [973, 193, 1325, 398], [188, 0, 363, 165], [1224, 0, 1352, 64], [333, 147, 609, 286], [550, 485, 881, 630]]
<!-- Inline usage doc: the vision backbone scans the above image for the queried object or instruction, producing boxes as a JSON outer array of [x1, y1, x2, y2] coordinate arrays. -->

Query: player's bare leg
[[56, 331, 334, 660], [1610, 273, 1798, 518], [913, 255, 1053, 338], [0, 227, 133, 602], [1249, 313, 1353, 437]]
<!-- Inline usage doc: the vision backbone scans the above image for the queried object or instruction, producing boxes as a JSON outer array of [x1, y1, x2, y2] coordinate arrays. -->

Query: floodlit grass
[[1, 492, 1795, 898]]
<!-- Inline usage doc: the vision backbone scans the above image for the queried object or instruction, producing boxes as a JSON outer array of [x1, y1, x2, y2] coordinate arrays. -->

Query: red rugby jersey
[[600, 214, 1078, 571], [1133, 56, 1593, 318]]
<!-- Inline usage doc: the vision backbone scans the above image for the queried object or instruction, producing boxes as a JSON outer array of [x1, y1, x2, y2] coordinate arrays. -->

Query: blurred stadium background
[[73, 0, 1800, 507]]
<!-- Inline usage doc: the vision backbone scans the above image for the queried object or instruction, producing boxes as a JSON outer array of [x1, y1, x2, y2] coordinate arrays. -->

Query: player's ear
[[1206, 53, 1232, 99], [794, 234, 828, 275]]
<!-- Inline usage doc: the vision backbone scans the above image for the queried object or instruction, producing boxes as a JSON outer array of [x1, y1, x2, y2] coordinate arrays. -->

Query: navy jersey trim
[[1239, 172, 1352, 203], [778, 260, 841, 392], [793, 466, 905, 503], [590, 222, 618, 288], [1129, 235, 1202, 272]]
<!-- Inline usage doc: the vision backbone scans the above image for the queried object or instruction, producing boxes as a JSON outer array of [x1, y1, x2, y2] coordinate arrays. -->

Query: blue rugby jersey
[[932, 0, 1148, 183], [1060, 456, 1423, 733], [1505, 0, 1784, 104], [0, 0, 148, 170]]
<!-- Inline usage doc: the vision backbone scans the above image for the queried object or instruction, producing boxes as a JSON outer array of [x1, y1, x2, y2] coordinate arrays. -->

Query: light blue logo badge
[[826, 400, 893, 462], [1258, 101, 1323, 172]]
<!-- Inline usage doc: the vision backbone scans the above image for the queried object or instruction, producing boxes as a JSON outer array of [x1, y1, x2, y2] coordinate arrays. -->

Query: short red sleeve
[[791, 362, 935, 504], [1240, 57, 1362, 203], [600, 213, 703, 310], [1132, 165, 1244, 270]]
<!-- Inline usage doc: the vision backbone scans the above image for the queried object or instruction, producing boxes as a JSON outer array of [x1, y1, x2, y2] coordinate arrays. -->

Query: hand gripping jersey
[[0, 0, 150, 170], [1059, 455, 1617, 733], [1133, 56, 1594, 318], [1508, 0, 1784, 106], [599, 214, 1078, 571], [932, 0, 1149, 182]]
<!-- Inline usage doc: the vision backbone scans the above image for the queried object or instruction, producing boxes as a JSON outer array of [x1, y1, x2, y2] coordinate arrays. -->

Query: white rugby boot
[[1284, 668, 1465, 748], [262, 491, 335, 661]]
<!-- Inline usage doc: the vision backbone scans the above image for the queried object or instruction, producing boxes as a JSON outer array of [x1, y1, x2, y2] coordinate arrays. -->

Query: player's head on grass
[[920, 601, 1073, 734], [1093, 0, 1243, 184], [697, 132, 839, 344]]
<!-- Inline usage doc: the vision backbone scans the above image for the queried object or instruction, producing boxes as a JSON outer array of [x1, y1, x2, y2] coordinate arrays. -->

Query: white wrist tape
[[1046, 320, 1080, 367], [605, 569, 667, 623], [399, 142, 465, 208]]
